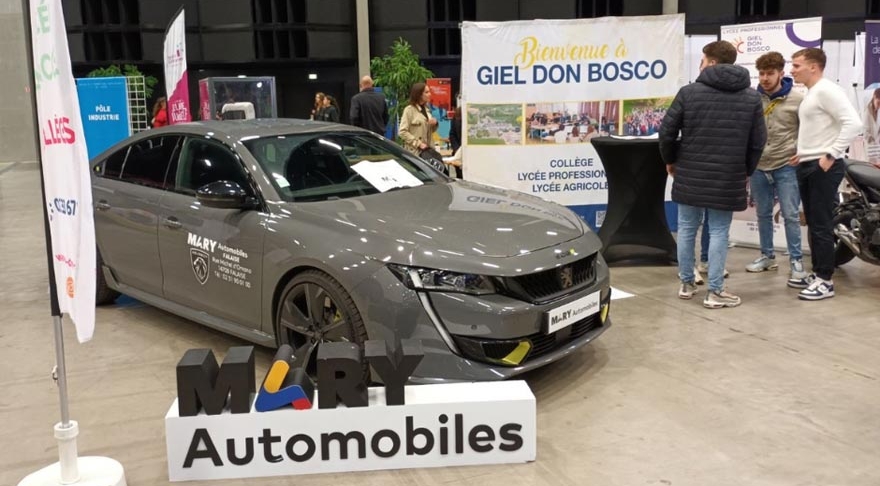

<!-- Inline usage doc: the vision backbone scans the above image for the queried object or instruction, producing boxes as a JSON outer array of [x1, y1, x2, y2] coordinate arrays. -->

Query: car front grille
[[497, 253, 597, 304], [525, 313, 600, 360], [451, 312, 604, 367]]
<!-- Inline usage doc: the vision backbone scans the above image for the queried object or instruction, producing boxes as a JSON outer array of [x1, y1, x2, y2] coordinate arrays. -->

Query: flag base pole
[[17, 317, 126, 486], [17, 455, 126, 486]]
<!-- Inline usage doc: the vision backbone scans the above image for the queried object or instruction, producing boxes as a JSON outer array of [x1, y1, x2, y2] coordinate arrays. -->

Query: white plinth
[[166, 381, 536, 481], [18, 456, 126, 486]]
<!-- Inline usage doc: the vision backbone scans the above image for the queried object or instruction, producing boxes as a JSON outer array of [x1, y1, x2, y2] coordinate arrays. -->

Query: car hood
[[284, 180, 585, 261]]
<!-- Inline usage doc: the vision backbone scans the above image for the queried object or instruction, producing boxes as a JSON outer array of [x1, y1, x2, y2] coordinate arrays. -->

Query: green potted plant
[[86, 64, 158, 100], [370, 38, 434, 136]]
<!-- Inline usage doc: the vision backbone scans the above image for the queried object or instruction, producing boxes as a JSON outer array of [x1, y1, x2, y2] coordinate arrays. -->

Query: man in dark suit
[[350, 76, 389, 136]]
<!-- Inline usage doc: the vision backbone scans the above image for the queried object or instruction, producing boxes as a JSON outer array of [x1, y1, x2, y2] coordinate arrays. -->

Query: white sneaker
[[787, 272, 816, 289], [703, 289, 742, 308], [798, 279, 834, 301], [694, 268, 704, 285], [679, 282, 698, 300], [789, 260, 808, 282], [697, 261, 729, 278], [745, 255, 778, 272]]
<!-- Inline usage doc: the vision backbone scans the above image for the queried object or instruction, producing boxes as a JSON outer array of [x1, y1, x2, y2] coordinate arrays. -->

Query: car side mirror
[[196, 181, 255, 209]]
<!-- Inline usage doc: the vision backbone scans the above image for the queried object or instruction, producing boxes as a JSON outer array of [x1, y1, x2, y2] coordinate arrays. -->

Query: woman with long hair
[[863, 88, 880, 144], [398, 82, 437, 155], [311, 92, 325, 120], [151, 96, 168, 128]]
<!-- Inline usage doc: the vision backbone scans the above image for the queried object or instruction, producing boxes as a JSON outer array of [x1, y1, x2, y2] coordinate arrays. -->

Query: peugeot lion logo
[[558, 266, 574, 289], [556, 248, 576, 260], [190, 248, 210, 285]]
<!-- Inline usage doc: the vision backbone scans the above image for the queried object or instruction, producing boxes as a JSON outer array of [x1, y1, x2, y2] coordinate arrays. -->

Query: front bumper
[[350, 252, 612, 383], [433, 315, 611, 383]]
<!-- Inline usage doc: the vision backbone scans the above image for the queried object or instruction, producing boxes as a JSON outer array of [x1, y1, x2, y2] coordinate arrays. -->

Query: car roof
[[90, 119, 376, 164], [151, 118, 371, 140]]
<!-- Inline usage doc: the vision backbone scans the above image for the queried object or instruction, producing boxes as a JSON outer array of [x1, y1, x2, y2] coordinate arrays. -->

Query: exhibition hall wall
[[2, 0, 878, 163], [0, 0, 36, 162]]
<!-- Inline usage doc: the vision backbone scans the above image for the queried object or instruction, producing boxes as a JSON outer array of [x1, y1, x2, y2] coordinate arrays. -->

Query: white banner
[[686, 35, 720, 83], [164, 8, 191, 124], [857, 28, 880, 163], [30, 0, 96, 341], [461, 15, 685, 228], [721, 18, 821, 249], [720, 17, 822, 88]]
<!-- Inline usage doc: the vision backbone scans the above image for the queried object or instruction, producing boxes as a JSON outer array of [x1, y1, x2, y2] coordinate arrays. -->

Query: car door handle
[[95, 200, 111, 211], [163, 217, 182, 230]]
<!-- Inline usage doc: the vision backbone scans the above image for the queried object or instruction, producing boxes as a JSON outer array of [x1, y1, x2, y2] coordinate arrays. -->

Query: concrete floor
[[2, 161, 879, 486]]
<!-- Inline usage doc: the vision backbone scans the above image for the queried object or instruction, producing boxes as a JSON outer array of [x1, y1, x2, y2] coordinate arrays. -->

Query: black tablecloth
[[592, 137, 676, 264]]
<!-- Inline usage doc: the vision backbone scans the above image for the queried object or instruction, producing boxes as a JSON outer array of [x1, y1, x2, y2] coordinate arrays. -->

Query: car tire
[[275, 270, 369, 381], [95, 249, 120, 305]]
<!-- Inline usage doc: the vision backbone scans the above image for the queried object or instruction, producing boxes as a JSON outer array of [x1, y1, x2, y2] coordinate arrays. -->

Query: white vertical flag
[[30, 0, 96, 342], [164, 8, 191, 124]]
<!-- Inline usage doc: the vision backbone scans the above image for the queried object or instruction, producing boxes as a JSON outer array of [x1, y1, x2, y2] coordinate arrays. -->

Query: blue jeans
[[750, 165, 803, 261], [700, 211, 709, 263], [678, 204, 734, 292]]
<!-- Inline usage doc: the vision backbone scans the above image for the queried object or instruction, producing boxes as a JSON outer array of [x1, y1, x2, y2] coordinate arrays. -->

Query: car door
[[93, 135, 181, 297], [157, 135, 266, 331]]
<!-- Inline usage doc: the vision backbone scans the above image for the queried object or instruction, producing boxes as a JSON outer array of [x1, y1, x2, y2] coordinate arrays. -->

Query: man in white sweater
[[788, 47, 863, 301]]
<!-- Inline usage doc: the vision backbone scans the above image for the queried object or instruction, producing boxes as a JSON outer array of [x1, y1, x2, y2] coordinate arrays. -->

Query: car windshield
[[241, 132, 445, 202]]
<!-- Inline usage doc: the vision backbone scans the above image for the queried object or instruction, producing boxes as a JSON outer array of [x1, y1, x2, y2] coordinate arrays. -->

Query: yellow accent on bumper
[[501, 341, 532, 366], [600, 303, 609, 323]]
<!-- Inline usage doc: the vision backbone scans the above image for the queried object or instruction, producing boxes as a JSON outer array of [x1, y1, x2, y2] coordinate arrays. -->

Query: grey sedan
[[91, 119, 611, 382]]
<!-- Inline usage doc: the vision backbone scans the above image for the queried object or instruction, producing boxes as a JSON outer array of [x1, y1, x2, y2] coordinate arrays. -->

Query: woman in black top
[[448, 108, 463, 178], [321, 96, 340, 123]]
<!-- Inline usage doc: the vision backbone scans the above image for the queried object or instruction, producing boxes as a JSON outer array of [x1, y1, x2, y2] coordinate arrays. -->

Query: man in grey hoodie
[[744, 51, 808, 287]]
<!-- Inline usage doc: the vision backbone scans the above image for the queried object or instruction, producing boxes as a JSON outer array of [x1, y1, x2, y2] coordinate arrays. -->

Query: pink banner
[[163, 8, 190, 124], [199, 79, 211, 121]]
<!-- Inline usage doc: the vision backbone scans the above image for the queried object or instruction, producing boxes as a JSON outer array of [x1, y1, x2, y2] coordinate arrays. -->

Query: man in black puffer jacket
[[659, 40, 767, 309]]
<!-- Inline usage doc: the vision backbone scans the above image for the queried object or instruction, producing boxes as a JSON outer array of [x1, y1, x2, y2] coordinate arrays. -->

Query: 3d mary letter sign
[[166, 341, 537, 481]]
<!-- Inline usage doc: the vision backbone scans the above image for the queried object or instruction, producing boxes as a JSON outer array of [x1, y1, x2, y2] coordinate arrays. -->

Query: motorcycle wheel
[[832, 210, 857, 266]]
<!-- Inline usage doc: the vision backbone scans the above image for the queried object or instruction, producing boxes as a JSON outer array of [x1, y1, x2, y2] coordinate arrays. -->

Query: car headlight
[[388, 264, 496, 295]]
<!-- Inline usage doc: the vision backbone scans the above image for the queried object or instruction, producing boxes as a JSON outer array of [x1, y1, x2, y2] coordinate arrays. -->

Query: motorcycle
[[833, 159, 880, 266]]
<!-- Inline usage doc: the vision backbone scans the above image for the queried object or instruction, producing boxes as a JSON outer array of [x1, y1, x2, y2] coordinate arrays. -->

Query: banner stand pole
[[51, 316, 77, 481], [17, 0, 126, 484]]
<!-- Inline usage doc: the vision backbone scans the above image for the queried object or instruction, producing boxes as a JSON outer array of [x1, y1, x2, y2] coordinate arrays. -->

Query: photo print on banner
[[524, 101, 620, 145]]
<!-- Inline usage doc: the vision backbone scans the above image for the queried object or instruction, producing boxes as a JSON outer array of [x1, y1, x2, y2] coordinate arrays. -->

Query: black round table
[[591, 137, 677, 264]]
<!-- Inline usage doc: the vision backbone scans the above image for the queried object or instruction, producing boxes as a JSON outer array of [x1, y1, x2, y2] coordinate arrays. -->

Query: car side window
[[114, 136, 182, 189], [175, 138, 250, 195], [99, 146, 128, 179]]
